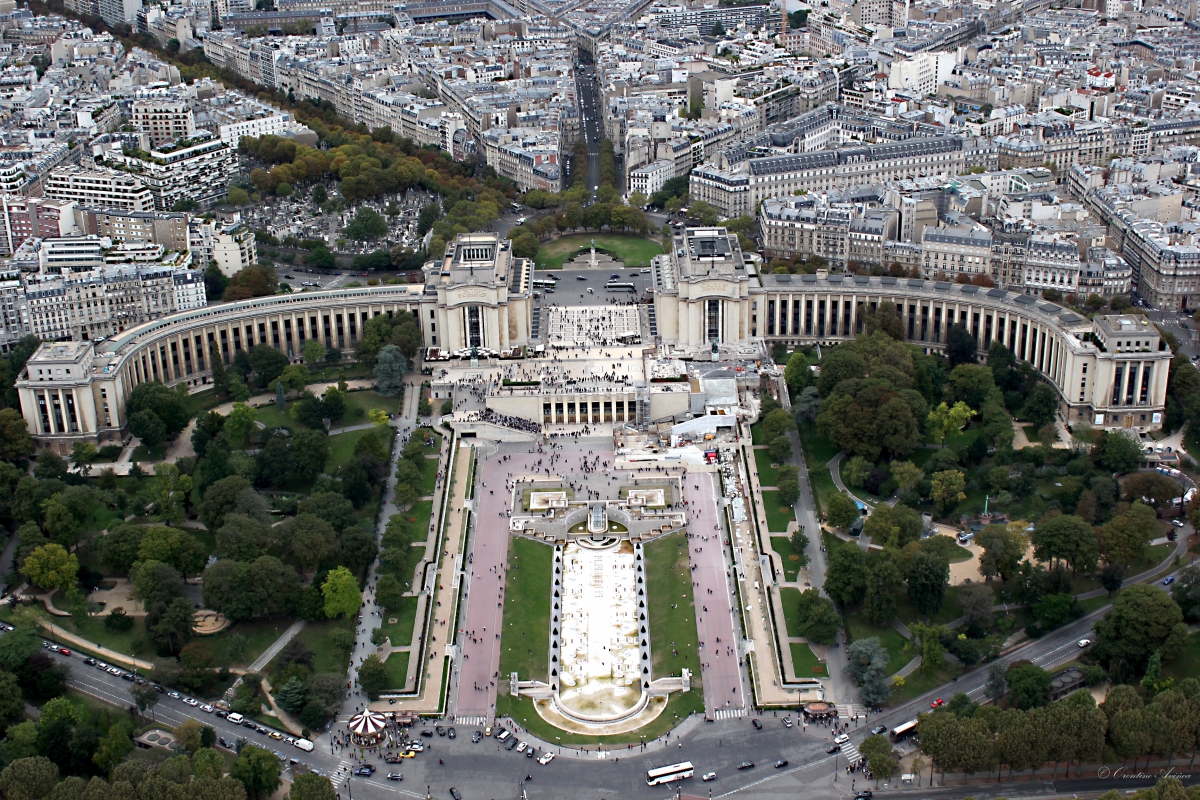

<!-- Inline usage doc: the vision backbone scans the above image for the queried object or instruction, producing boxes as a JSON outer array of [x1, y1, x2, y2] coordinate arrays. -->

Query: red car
[[57, 648, 71, 656], [930, 698, 945, 708]]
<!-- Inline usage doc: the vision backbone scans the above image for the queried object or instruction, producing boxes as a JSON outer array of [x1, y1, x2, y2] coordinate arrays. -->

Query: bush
[[418, 398, 432, 416], [98, 445, 123, 460], [105, 609, 135, 631]]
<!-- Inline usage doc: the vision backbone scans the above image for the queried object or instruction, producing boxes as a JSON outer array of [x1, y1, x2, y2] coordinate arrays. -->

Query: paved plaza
[[545, 305, 642, 347]]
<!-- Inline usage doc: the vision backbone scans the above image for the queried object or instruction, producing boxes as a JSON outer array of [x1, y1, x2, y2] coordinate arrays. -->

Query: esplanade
[[16, 228, 1174, 454]]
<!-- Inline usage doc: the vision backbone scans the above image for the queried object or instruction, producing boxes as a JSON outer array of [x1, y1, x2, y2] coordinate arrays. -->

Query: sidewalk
[[39, 620, 155, 671]]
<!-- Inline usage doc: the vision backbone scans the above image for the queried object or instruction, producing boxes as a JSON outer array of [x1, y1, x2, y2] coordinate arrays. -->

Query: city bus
[[646, 762, 694, 786], [889, 720, 919, 743], [605, 282, 636, 292], [532, 279, 558, 289]]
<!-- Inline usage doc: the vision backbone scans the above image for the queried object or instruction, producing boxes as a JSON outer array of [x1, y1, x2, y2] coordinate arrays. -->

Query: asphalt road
[[531, 268, 653, 307]]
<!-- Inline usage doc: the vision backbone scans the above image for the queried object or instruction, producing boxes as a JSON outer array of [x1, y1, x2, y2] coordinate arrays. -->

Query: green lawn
[[751, 423, 767, 446], [889, 663, 960, 706], [327, 428, 375, 473], [496, 689, 702, 745], [779, 587, 803, 638], [893, 585, 963, 627], [184, 389, 221, 418], [533, 234, 664, 270], [790, 642, 828, 678], [498, 537, 553, 682], [1022, 424, 1057, 445], [762, 490, 795, 532], [131, 444, 167, 463], [754, 449, 783, 487], [1163, 632, 1200, 683], [799, 423, 840, 513], [282, 618, 357, 675], [415, 427, 442, 454], [810, 469, 838, 516], [380, 595, 420, 648], [645, 533, 702, 681], [383, 651, 410, 691], [251, 390, 401, 434], [201, 618, 298, 669], [770, 536, 804, 582], [420, 460, 438, 496], [49, 614, 152, 660]]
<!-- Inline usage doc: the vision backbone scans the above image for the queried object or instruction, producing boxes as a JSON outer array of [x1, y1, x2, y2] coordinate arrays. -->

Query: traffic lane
[[682, 472, 742, 715], [64, 645, 844, 800]]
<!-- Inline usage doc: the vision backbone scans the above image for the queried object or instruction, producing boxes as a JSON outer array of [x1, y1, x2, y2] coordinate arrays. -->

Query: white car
[[834, 734, 850, 745], [537, 753, 555, 766], [183, 697, 200, 707], [515, 742, 528, 753], [200, 704, 214, 713], [1077, 638, 1092, 648], [702, 772, 717, 782]]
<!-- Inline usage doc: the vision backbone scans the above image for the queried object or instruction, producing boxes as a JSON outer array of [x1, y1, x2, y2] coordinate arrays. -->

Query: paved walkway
[[39, 621, 155, 671], [247, 619, 308, 673]]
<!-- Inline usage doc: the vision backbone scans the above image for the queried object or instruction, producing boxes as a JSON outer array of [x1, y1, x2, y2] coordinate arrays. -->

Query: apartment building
[[44, 167, 156, 213], [190, 218, 257, 277], [921, 225, 994, 280], [131, 98, 198, 147], [99, 135, 237, 211], [629, 160, 674, 199], [75, 208, 192, 252], [1024, 233, 1082, 297], [481, 129, 563, 193], [0, 197, 78, 255]]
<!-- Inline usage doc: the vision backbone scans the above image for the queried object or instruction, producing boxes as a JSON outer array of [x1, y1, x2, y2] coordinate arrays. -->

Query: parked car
[[472, 731, 483, 743]]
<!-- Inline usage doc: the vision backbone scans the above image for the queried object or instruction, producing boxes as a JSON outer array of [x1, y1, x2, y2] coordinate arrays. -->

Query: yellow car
[[397, 751, 416, 759], [268, 732, 283, 741]]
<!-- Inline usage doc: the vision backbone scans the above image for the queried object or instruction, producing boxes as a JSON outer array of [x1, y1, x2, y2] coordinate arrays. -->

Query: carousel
[[348, 710, 388, 747]]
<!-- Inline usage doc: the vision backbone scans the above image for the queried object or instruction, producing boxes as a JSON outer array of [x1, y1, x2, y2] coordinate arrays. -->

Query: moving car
[[449, 789, 462, 800], [421, 730, 434, 738], [576, 275, 587, 280], [1163, 576, 1176, 586], [353, 768, 371, 777], [702, 772, 717, 782], [386, 773, 403, 781], [83, 658, 97, 666], [183, 697, 199, 707], [199, 704, 214, 713], [855, 792, 874, 799], [538, 753, 555, 765], [435, 726, 446, 736], [834, 734, 850, 745], [1078, 638, 1092, 648], [751, 719, 762, 730], [870, 725, 888, 736], [826, 744, 841, 754], [57, 647, 71, 656], [782, 717, 793, 728], [472, 731, 483, 743], [447, 728, 456, 739], [737, 761, 755, 770], [930, 698, 945, 708], [774, 760, 789, 768]]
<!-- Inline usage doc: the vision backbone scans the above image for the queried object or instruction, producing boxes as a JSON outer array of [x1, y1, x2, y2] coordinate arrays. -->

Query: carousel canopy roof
[[348, 711, 388, 736]]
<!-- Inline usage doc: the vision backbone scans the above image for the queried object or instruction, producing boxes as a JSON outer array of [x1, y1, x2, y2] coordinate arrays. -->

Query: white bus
[[889, 720, 919, 743], [605, 282, 636, 292], [532, 279, 558, 289], [646, 762, 694, 786]]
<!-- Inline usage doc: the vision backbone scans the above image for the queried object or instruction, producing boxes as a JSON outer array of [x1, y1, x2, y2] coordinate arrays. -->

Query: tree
[[860, 734, 897, 782], [283, 514, 337, 574], [984, 659, 1009, 702], [891, 461, 923, 494], [926, 402, 976, 447], [978, 523, 1023, 582], [298, 493, 355, 533], [343, 208, 387, 241], [231, 745, 281, 798], [0, 408, 35, 463], [357, 654, 388, 699], [1095, 431, 1143, 474], [930, 470, 966, 514], [1023, 383, 1059, 427], [906, 552, 950, 616], [1031, 514, 1098, 573], [958, 582, 995, 630], [843, 638, 888, 684], [321, 567, 361, 619], [249, 345, 289, 386], [93, 725, 132, 774], [152, 597, 196, 655], [1101, 502, 1156, 566], [302, 338, 325, 366], [288, 773, 336, 800], [1093, 585, 1187, 675], [794, 589, 840, 645], [289, 430, 329, 484], [200, 476, 253, 531], [825, 492, 859, 529], [275, 677, 306, 712], [0, 757, 59, 800], [777, 465, 800, 506], [788, 528, 810, 569], [1007, 662, 1051, 709], [823, 544, 867, 605], [373, 345, 408, 397], [1172, 565, 1200, 621], [131, 682, 160, 718], [23, 544, 77, 592], [946, 323, 977, 366], [129, 410, 167, 448], [151, 463, 192, 525], [70, 442, 97, 475], [225, 403, 258, 445]]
